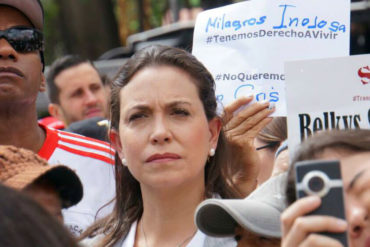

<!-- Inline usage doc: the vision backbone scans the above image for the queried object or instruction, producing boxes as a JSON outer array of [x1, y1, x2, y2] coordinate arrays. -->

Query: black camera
[[295, 160, 348, 247]]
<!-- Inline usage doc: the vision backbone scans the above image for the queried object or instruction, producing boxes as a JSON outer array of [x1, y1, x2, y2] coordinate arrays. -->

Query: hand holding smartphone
[[294, 160, 349, 247]]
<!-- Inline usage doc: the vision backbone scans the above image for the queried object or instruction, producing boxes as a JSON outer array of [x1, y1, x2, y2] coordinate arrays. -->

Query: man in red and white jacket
[[38, 124, 115, 235], [0, 0, 115, 235]]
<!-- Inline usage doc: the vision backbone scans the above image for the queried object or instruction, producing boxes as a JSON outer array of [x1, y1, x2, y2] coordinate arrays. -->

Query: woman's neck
[[138, 180, 205, 247]]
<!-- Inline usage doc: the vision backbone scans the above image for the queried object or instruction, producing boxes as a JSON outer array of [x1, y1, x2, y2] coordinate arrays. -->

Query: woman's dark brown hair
[[81, 45, 239, 246], [257, 117, 287, 151], [286, 129, 370, 205]]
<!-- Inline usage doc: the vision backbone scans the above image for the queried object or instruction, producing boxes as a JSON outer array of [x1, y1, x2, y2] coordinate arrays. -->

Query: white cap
[[195, 172, 288, 238]]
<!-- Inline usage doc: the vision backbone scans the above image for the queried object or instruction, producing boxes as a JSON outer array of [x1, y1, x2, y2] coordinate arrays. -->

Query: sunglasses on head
[[0, 27, 44, 53]]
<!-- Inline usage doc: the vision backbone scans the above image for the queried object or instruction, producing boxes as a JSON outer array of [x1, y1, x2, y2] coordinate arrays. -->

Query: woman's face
[[319, 149, 370, 247], [111, 65, 220, 190]]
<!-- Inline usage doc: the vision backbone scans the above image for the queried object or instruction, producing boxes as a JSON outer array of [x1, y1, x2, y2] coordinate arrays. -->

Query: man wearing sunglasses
[[0, 0, 115, 236]]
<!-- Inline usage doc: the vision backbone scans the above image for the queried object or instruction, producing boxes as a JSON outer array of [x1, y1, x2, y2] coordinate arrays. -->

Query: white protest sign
[[192, 0, 350, 116], [286, 54, 370, 155]]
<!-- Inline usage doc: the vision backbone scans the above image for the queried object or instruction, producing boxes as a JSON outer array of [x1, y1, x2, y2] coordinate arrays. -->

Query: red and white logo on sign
[[358, 66, 370, 85]]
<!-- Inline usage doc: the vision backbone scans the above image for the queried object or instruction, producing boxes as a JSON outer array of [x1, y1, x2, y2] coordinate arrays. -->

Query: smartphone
[[294, 160, 348, 247]]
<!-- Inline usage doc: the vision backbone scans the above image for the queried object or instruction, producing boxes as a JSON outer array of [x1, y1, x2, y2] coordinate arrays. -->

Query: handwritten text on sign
[[192, 0, 350, 116]]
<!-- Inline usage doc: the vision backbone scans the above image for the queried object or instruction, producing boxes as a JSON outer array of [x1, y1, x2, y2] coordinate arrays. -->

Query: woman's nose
[[150, 117, 172, 145]]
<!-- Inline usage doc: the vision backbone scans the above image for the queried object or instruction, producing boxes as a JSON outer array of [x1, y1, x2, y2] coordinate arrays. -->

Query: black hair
[[0, 184, 79, 247]]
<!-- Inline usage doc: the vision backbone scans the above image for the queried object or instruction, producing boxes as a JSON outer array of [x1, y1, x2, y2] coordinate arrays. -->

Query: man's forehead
[[55, 63, 102, 87]]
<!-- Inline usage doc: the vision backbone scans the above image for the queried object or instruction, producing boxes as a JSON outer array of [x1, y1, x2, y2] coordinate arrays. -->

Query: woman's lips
[[146, 153, 181, 163]]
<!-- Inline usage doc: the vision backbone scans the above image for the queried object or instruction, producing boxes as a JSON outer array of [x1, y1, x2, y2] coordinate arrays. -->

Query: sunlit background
[[40, 0, 370, 65]]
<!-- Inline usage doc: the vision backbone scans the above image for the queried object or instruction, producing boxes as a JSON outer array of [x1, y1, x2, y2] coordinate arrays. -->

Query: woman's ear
[[110, 128, 123, 159], [208, 117, 222, 150]]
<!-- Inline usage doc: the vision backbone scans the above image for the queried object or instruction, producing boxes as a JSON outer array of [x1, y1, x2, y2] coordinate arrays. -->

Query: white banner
[[286, 54, 370, 155], [193, 0, 350, 116]]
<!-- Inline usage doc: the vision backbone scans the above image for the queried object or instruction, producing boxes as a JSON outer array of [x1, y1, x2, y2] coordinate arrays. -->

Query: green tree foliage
[[40, 0, 65, 65], [41, 0, 235, 64]]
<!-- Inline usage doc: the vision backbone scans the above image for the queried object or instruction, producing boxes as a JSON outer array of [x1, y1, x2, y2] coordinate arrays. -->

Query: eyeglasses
[[0, 27, 44, 53]]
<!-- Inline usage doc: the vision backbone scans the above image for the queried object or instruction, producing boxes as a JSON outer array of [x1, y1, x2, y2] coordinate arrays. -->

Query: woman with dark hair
[[281, 129, 370, 247], [0, 184, 78, 247], [254, 117, 287, 183], [81, 45, 273, 247]]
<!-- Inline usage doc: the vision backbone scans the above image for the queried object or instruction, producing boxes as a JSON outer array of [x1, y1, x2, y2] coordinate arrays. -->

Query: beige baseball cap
[[0, 145, 82, 208]]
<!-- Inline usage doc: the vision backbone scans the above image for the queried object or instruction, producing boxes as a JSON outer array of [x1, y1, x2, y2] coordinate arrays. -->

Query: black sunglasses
[[0, 27, 44, 53]]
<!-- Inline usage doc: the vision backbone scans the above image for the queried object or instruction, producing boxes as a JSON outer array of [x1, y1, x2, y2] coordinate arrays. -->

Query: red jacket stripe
[[59, 136, 115, 156], [58, 130, 112, 148], [59, 144, 115, 165]]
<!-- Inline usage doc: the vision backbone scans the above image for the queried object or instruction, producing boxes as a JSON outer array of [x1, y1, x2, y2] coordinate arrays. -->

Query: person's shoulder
[[65, 117, 109, 142], [52, 128, 115, 165]]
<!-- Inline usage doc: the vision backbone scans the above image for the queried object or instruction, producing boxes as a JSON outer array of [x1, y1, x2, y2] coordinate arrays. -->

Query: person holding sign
[[222, 96, 277, 195], [281, 129, 370, 247]]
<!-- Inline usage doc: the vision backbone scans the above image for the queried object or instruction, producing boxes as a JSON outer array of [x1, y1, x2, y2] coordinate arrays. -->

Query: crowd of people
[[0, 0, 369, 247]]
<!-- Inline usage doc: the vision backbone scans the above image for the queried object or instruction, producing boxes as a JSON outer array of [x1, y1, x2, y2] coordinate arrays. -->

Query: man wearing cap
[[0, 145, 83, 222], [0, 0, 115, 236]]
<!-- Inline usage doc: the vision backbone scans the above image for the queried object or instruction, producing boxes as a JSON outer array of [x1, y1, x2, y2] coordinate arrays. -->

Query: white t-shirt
[[38, 125, 116, 235]]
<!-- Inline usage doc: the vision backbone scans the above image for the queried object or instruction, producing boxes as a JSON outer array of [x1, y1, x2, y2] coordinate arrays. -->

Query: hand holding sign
[[223, 96, 274, 196]]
